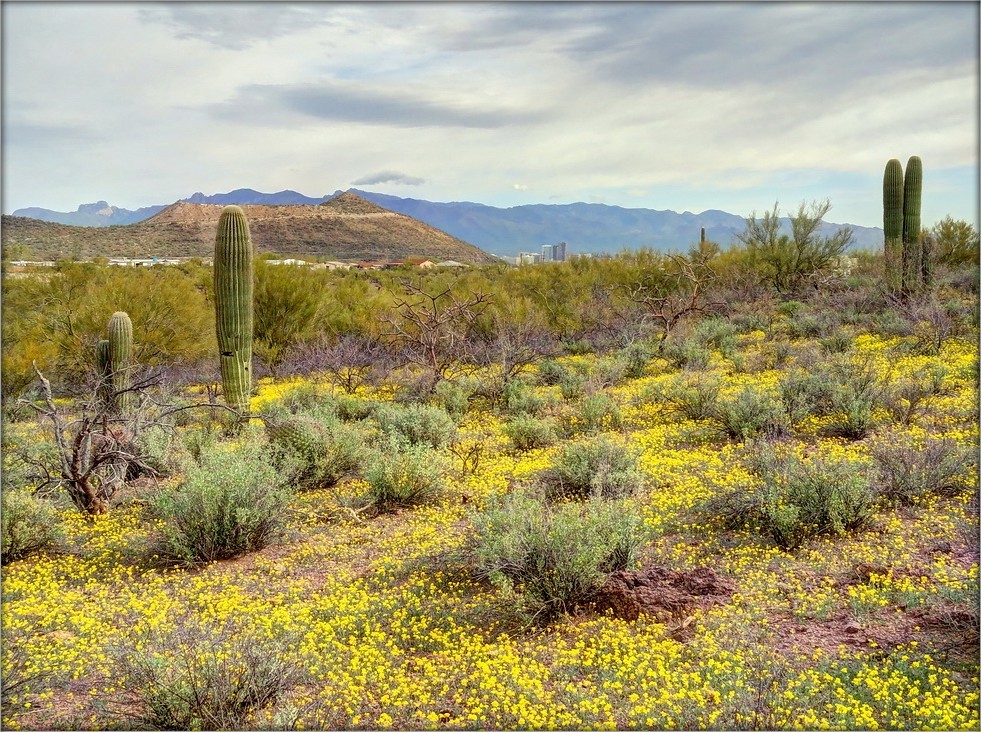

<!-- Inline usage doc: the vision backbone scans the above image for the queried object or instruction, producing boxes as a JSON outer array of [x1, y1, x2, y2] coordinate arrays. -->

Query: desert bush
[[470, 492, 647, 619], [660, 338, 712, 371], [704, 444, 877, 550], [578, 392, 624, 434], [334, 394, 377, 422], [778, 368, 830, 425], [869, 432, 977, 506], [265, 415, 368, 490], [540, 434, 645, 500], [882, 367, 946, 426], [708, 387, 789, 441], [503, 414, 558, 452], [819, 329, 854, 354], [666, 373, 722, 422], [154, 442, 290, 563], [535, 358, 567, 386], [691, 316, 740, 358], [118, 620, 301, 730], [589, 355, 629, 388], [432, 378, 473, 419], [374, 403, 457, 449], [501, 377, 547, 416], [618, 340, 656, 379], [1, 489, 61, 564], [364, 438, 449, 508]]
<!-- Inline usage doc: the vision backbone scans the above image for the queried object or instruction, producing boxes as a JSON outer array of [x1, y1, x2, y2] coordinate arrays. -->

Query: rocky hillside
[[1, 193, 499, 263]]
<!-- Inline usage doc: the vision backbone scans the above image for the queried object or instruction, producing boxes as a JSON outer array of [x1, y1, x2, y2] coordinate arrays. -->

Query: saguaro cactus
[[107, 311, 133, 413], [214, 205, 254, 416], [883, 158, 904, 289], [902, 155, 923, 293]]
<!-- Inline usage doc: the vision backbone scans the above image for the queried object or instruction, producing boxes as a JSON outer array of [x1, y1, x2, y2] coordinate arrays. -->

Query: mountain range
[[1, 193, 498, 264], [9, 188, 885, 256]]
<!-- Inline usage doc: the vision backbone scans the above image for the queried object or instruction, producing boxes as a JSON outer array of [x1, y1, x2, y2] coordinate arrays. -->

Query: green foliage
[[363, 439, 448, 508], [930, 216, 980, 268], [264, 414, 367, 490], [708, 387, 789, 441], [705, 444, 877, 550], [470, 492, 647, 619], [253, 260, 324, 375], [501, 377, 547, 416], [374, 403, 458, 449], [214, 205, 255, 415], [118, 620, 300, 730], [432, 378, 474, 419], [1, 490, 61, 564], [577, 392, 623, 434], [503, 414, 558, 451], [154, 441, 289, 563], [540, 434, 645, 500], [737, 200, 853, 294]]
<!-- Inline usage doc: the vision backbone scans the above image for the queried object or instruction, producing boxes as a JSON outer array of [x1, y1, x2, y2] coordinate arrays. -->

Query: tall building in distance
[[541, 244, 553, 262], [517, 242, 569, 265], [551, 241, 567, 262]]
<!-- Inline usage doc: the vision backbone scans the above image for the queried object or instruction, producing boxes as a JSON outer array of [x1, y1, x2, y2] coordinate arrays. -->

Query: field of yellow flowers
[[2, 318, 979, 730]]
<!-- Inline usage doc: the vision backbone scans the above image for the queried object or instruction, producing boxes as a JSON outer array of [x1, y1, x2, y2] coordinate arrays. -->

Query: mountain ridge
[[9, 188, 885, 255]]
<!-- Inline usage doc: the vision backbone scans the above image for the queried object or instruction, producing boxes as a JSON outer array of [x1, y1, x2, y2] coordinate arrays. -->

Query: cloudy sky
[[3, 2, 978, 228]]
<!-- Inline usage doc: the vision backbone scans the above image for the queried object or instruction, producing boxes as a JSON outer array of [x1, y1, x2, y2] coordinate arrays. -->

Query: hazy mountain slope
[[1, 193, 499, 263]]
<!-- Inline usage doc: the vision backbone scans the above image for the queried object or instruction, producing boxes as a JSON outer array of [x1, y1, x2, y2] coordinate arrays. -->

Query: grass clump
[[704, 443, 877, 550], [540, 434, 645, 500], [1, 489, 61, 564], [471, 492, 647, 620], [154, 441, 290, 563]]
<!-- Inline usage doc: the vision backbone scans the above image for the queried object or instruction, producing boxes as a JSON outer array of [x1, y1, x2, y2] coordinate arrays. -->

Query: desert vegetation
[[1, 185, 979, 729]]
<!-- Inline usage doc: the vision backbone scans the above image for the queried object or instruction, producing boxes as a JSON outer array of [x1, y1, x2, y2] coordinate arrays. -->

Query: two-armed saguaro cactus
[[107, 311, 133, 414], [214, 205, 254, 416], [883, 155, 927, 294], [882, 158, 904, 290]]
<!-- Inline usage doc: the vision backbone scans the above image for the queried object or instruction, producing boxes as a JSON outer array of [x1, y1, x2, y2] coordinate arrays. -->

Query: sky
[[2, 1, 979, 229]]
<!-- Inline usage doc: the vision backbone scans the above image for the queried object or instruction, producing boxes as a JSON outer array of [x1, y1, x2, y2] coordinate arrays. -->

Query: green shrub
[[691, 316, 740, 358], [471, 492, 647, 619], [704, 444, 877, 550], [433, 378, 473, 419], [660, 339, 712, 371], [265, 415, 368, 490], [778, 368, 829, 425], [667, 374, 721, 422], [1, 490, 61, 564], [578, 392, 624, 434], [869, 432, 977, 505], [154, 442, 290, 563], [364, 439, 449, 508], [535, 358, 567, 386], [374, 403, 457, 449], [118, 620, 300, 730], [334, 394, 377, 422], [540, 435, 645, 500], [618, 340, 655, 379], [501, 377, 547, 416], [708, 387, 789, 441], [503, 414, 558, 452]]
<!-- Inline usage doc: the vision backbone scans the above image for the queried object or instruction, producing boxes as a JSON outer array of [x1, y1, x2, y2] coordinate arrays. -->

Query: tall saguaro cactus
[[96, 338, 112, 408], [901, 155, 923, 292], [107, 311, 133, 414], [214, 205, 254, 416], [882, 158, 904, 290]]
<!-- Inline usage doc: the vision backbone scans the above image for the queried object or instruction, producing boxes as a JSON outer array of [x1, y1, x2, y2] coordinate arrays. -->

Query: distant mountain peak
[[319, 192, 390, 215]]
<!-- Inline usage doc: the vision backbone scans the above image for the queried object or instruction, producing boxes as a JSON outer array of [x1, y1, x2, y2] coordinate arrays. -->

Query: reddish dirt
[[589, 566, 737, 624]]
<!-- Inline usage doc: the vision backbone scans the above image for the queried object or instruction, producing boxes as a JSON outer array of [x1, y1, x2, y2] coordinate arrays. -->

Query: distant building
[[517, 252, 542, 266], [552, 241, 567, 262], [541, 244, 553, 262], [436, 260, 469, 268]]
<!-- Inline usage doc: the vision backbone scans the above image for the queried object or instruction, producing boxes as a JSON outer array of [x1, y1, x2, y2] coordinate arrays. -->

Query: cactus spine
[[107, 312, 133, 413], [214, 205, 254, 416], [901, 155, 923, 293], [883, 158, 904, 290]]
